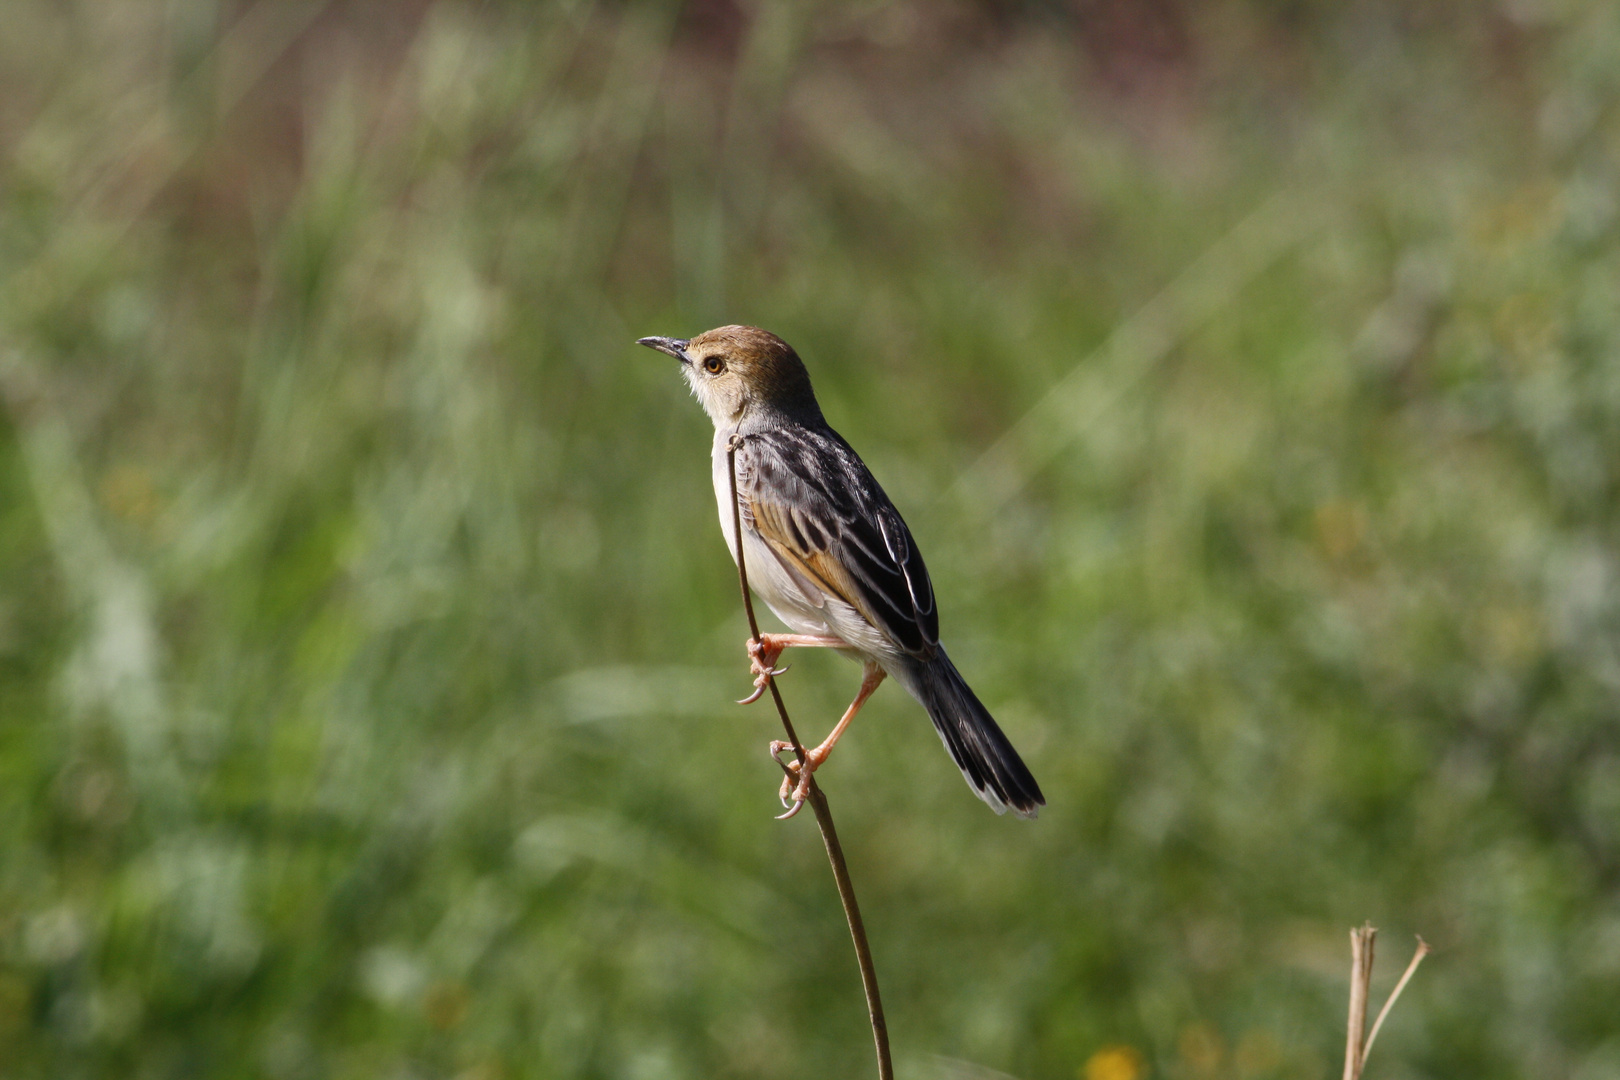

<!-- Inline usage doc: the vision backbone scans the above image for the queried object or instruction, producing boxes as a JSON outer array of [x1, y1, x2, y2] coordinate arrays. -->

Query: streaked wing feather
[[742, 429, 939, 659]]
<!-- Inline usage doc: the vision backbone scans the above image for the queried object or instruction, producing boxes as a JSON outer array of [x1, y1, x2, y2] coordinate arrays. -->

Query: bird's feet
[[737, 637, 788, 705], [768, 740, 827, 819]]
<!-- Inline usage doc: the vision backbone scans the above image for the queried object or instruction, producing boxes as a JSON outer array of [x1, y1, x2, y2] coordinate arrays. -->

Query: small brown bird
[[639, 325, 1044, 817]]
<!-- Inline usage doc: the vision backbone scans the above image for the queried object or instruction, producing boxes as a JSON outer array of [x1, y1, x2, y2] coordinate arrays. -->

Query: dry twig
[[726, 434, 894, 1080], [1363, 934, 1431, 1064], [1343, 923, 1431, 1080]]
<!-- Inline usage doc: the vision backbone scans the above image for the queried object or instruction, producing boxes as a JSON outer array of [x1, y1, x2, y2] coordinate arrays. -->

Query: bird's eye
[[703, 356, 725, 374]]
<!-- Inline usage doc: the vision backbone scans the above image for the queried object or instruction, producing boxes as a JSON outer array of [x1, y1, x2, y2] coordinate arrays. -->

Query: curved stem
[[727, 434, 893, 1080]]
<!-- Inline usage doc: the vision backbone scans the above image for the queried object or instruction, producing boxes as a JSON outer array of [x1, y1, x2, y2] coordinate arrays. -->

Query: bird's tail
[[905, 651, 1045, 818]]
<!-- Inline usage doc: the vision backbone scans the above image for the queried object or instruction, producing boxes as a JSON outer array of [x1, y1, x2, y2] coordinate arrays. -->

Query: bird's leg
[[771, 662, 887, 809], [738, 633, 844, 704]]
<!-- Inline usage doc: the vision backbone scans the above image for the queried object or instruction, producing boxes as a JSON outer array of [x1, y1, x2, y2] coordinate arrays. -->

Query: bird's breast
[[710, 440, 835, 640]]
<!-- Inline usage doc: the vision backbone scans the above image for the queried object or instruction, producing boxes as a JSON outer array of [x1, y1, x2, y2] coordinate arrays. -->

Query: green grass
[[2, 2, 1620, 1078]]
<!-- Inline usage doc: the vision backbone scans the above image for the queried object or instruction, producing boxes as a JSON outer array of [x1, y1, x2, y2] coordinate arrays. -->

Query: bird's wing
[[739, 428, 939, 659]]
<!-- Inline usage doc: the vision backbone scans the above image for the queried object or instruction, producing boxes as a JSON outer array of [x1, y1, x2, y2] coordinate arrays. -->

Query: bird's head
[[638, 325, 822, 428]]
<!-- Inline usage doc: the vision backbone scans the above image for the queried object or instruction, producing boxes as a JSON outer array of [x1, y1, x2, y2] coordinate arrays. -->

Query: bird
[[638, 325, 1045, 818]]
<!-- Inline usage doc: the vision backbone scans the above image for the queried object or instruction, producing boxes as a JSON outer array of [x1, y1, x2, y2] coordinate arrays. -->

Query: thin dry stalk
[[1343, 923, 1375, 1080], [1343, 924, 1431, 1080], [726, 435, 894, 1080], [1362, 937, 1431, 1066]]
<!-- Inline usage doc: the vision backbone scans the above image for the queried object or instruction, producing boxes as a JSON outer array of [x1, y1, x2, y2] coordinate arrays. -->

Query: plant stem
[[727, 434, 894, 1080], [1361, 937, 1431, 1068], [1344, 923, 1375, 1080]]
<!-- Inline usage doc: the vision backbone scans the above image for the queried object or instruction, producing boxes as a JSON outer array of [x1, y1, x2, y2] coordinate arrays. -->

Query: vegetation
[[2, 2, 1618, 1077]]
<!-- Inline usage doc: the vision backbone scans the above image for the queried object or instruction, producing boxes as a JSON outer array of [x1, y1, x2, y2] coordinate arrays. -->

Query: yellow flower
[[1083, 1044, 1146, 1080]]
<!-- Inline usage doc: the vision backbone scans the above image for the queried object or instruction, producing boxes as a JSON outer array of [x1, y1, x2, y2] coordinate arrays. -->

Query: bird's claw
[[768, 740, 815, 818], [738, 639, 788, 704], [736, 662, 788, 705], [746, 637, 783, 670]]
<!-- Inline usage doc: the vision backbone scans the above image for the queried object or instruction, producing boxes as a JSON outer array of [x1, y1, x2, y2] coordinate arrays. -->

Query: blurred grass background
[[2, 1, 1619, 1077]]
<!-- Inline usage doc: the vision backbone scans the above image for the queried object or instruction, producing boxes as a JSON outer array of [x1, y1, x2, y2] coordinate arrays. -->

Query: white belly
[[710, 440, 833, 638], [708, 437, 904, 665]]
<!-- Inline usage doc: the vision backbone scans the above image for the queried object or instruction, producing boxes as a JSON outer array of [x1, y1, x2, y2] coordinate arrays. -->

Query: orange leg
[[771, 661, 887, 812], [738, 633, 845, 704]]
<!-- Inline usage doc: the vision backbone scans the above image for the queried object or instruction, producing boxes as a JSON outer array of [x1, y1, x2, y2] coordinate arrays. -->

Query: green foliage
[[2, 2, 1619, 1078]]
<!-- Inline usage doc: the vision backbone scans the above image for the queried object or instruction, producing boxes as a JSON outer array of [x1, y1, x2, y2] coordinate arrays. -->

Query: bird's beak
[[637, 336, 691, 364]]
